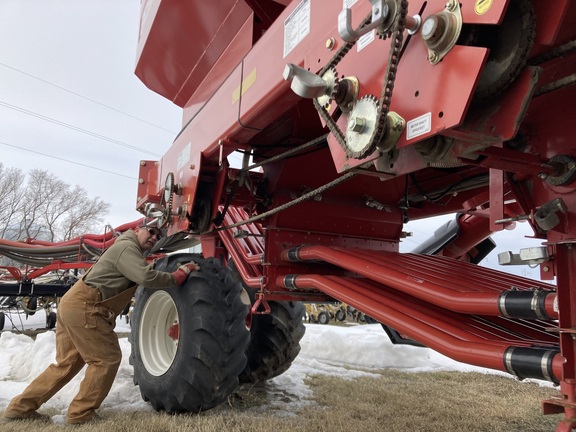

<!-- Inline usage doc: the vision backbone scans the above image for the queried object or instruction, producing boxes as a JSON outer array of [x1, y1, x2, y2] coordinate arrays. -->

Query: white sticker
[[344, 0, 359, 7], [357, 29, 375, 52], [284, 0, 311, 58], [406, 113, 432, 140], [177, 142, 191, 171], [554, 295, 558, 313]]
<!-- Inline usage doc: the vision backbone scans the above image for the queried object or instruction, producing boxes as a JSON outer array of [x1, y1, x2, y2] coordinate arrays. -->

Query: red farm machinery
[[2, 0, 576, 429]]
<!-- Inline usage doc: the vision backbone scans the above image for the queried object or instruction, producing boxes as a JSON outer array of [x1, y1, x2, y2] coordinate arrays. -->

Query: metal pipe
[[0, 282, 72, 297], [337, 276, 557, 346], [216, 220, 262, 287], [277, 273, 562, 382], [282, 245, 557, 319]]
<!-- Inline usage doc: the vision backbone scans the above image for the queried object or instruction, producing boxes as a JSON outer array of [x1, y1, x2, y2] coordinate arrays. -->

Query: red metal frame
[[5, 0, 576, 428], [129, 1, 576, 427]]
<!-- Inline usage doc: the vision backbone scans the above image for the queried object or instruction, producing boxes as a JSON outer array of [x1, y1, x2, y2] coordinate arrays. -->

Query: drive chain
[[314, 0, 409, 160]]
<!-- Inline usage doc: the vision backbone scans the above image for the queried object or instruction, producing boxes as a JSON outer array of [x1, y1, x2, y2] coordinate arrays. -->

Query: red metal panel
[[135, 0, 253, 106], [136, 159, 160, 211], [327, 43, 489, 171], [531, 0, 572, 48], [181, 16, 255, 121]]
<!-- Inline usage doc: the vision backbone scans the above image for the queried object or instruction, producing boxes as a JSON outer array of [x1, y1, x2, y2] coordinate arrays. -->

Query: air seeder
[[3, 1, 576, 429]]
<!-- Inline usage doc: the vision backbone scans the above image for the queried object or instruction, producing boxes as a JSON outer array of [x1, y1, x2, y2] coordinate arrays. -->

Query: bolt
[[538, 172, 549, 180], [348, 116, 366, 132], [395, 119, 405, 130], [138, 178, 144, 184], [140, 161, 146, 166], [190, 164, 196, 170], [543, 266, 550, 272], [568, 162, 576, 170], [325, 38, 335, 50], [428, 51, 439, 63]]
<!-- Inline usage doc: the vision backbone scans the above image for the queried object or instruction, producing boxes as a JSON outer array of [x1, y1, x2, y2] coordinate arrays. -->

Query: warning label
[[284, 0, 311, 58]]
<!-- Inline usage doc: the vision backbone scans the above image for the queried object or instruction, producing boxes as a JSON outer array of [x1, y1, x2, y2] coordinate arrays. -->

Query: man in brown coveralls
[[2, 218, 198, 425]]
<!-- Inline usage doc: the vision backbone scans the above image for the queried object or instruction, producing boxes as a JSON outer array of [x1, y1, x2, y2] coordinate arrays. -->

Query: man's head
[[135, 218, 162, 250]]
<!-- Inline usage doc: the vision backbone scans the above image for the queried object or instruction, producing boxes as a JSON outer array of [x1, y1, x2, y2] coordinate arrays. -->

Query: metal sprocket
[[316, 67, 340, 110], [345, 95, 380, 159]]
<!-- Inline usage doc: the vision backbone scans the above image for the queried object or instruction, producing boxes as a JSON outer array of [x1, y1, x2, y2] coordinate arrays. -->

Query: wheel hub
[[139, 291, 179, 376], [167, 322, 179, 341]]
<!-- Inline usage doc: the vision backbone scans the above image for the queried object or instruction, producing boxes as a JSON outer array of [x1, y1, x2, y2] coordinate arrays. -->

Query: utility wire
[[0, 61, 178, 135], [0, 100, 162, 157], [0, 140, 136, 180]]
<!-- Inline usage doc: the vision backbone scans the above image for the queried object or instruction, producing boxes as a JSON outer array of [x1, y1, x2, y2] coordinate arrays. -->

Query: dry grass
[[2, 369, 562, 432]]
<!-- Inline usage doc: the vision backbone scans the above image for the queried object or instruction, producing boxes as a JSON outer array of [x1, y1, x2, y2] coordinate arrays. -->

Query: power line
[[0, 100, 162, 157], [0, 140, 136, 180], [0, 61, 179, 135]]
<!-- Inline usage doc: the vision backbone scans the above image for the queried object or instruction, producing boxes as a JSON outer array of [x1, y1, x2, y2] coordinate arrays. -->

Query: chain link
[[214, 2, 410, 232], [314, 0, 409, 159], [214, 172, 356, 231]]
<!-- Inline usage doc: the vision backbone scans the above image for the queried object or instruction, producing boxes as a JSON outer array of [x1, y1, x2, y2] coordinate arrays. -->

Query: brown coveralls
[[4, 230, 176, 424]]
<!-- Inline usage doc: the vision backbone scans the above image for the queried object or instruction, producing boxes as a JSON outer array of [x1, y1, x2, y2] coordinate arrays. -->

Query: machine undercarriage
[[2, 0, 576, 429]]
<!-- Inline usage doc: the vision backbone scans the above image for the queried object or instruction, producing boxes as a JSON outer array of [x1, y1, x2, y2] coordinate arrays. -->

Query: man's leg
[[3, 312, 85, 418], [65, 315, 121, 424]]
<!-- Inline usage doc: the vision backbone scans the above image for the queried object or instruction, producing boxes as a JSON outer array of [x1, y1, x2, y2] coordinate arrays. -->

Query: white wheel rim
[[139, 291, 179, 376]]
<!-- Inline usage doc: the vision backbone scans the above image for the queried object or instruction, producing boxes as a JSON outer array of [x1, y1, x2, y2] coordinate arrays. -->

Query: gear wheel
[[316, 67, 340, 110], [345, 95, 380, 159], [376, 0, 399, 39]]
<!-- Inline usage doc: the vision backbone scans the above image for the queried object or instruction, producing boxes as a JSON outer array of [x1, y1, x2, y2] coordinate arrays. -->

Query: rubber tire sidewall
[[227, 260, 306, 384], [129, 253, 250, 412]]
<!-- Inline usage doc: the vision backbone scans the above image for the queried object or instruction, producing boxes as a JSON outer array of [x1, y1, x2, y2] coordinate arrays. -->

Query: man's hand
[[171, 261, 200, 286], [182, 262, 201, 273]]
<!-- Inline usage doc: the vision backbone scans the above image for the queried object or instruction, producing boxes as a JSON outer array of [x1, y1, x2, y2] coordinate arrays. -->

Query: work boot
[[2, 409, 51, 422], [66, 412, 102, 426]]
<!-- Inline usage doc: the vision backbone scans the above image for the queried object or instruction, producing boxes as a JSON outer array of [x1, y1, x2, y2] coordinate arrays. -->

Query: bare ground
[[1, 369, 562, 432]]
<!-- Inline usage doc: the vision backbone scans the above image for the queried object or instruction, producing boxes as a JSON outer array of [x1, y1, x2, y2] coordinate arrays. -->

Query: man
[[2, 218, 198, 425]]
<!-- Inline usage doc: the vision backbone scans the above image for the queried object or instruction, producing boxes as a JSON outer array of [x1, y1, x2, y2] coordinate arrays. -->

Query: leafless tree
[[0, 165, 110, 242], [0, 164, 26, 240]]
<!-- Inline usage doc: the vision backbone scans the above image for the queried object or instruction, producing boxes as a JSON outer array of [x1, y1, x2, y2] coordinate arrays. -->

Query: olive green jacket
[[83, 230, 176, 300]]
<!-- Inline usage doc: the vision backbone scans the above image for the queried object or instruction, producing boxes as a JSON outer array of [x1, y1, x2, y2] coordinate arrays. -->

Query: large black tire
[[0, 311, 4, 330], [129, 253, 250, 413], [228, 261, 306, 384]]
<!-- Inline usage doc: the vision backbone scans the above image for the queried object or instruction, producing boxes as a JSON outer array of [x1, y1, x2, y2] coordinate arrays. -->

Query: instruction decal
[[406, 113, 432, 140], [177, 142, 191, 172], [284, 0, 310, 58]]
